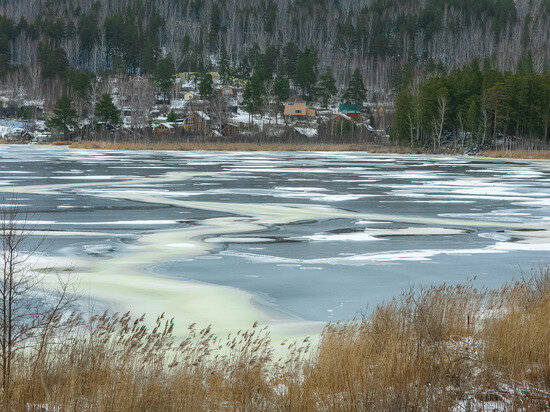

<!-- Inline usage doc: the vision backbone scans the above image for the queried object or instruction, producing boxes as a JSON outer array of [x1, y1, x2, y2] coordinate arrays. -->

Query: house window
[[288, 102, 294, 106], [185, 117, 194, 125], [295, 109, 302, 114]]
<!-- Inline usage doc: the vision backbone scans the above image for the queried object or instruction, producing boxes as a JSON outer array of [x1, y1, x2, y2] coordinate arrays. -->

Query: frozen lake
[[1, 145, 549, 339]]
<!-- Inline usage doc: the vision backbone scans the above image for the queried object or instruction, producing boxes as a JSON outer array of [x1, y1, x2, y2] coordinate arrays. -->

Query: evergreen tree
[[317, 69, 337, 109], [153, 56, 175, 98], [274, 75, 290, 103], [283, 42, 300, 81], [392, 89, 416, 144], [65, 69, 93, 100], [48, 95, 77, 134], [516, 51, 535, 75], [273, 75, 290, 118], [95, 93, 121, 127], [38, 43, 69, 79], [241, 72, 264, 122], [295, 48, 317, 97], [141, 39, 157, 74], [219, 49, 231, 84], [343, 69, 367, 113], [166, 109, 177, 123], [198, 72, 213, 100]]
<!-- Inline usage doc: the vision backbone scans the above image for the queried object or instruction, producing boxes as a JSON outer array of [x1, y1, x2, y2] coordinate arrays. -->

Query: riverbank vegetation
[[67, 140, 453, 154], [5, 268, 549, 410], [66, 141, 550, 159], [2, 202, 548, 410]]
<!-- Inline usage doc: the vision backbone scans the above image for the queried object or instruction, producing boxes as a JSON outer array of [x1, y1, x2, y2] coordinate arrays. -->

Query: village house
[[221, 123, 240, 137], [221, 86, 236, 97], [340, 103, 362, 122], [332, 113, 355, 125], [153, 123, 174, 134], [49, 126, 67, 140], [183, 111, 211, 135], [284, 95, 316, 119], [339, 103, 362, 121], [183, 91, 196, 101]]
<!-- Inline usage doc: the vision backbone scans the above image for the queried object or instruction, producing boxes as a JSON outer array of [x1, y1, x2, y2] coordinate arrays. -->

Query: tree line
[[392, 54, 550, 148]]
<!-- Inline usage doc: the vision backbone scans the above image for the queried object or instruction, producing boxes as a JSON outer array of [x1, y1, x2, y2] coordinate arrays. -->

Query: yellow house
[[284, 95, 316, 118], [183, 91, 196, 101]]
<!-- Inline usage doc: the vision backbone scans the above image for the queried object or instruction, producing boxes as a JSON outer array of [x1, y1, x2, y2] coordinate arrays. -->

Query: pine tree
[[153, 56, 175, 98], [273, 75, 290, 119], [343, 69, 367, 113], [95, 93, 121, 127], [48, 95, 77, 134], [241, 72, 264, 123], [219, 49, 231, 85], [274, 75, 290, 103], [317, 69, 337, 109], [167, 110, 177, 123], [295, 48, 317, 97], [199, 72, 213, 100]]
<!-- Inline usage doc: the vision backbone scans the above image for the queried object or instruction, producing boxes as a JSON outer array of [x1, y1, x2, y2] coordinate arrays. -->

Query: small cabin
[[221, 123, 240, 137], [153, 123, 174, 134]]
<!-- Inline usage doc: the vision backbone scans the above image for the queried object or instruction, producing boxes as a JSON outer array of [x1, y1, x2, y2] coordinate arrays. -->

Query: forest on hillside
[[0, 0, 549, 96], [393, 56, 550, 148]]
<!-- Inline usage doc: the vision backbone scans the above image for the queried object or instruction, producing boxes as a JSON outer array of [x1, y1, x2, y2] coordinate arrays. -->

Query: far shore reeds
[[61, 140, 550, 159]]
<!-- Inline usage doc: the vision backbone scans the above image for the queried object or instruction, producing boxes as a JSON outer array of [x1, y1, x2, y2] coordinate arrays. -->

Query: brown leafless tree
[[0, 198, 76, 407]]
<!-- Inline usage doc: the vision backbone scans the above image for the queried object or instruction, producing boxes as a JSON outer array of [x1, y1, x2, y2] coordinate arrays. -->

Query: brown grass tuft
[[5, 267, 550, 410]]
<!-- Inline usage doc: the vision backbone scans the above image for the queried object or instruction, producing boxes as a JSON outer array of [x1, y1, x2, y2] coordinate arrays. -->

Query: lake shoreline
[[60, 141, 550, 159]]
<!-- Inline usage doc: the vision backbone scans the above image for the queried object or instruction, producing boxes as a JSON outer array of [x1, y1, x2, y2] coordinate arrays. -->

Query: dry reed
[[479, 150, 550, 159], [66, 140, 446, 154], [5, 268, 550, 410]]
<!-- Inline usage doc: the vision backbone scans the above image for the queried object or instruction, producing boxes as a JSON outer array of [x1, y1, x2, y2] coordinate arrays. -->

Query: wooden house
[[284, 95, 316, 118], [221, 123, 240, 137], [49, 127, 67, 140], [183, 111, 211, 134], [332, 113, 354, 125], [339, 103, 362, 121], [153, 123, 174, 134]]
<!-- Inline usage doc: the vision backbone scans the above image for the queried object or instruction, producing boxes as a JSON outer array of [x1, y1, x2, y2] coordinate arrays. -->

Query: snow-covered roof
[[335, 113, 353, 121], [171, 99, 187, 109], [192, 111, 211, 121], [155, 122, 174, 129]]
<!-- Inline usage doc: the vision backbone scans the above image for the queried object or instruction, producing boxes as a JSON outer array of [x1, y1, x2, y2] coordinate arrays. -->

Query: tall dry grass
[[480, 150, 550, 159], [6, 268, 550, 410], [66, 140, 451, 154]]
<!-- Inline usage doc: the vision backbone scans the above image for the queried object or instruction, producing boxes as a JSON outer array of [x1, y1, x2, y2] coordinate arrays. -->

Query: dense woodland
[[1, 0, 548, 92], [393, 55, 550, 147], [0, 0, 549, 147]]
